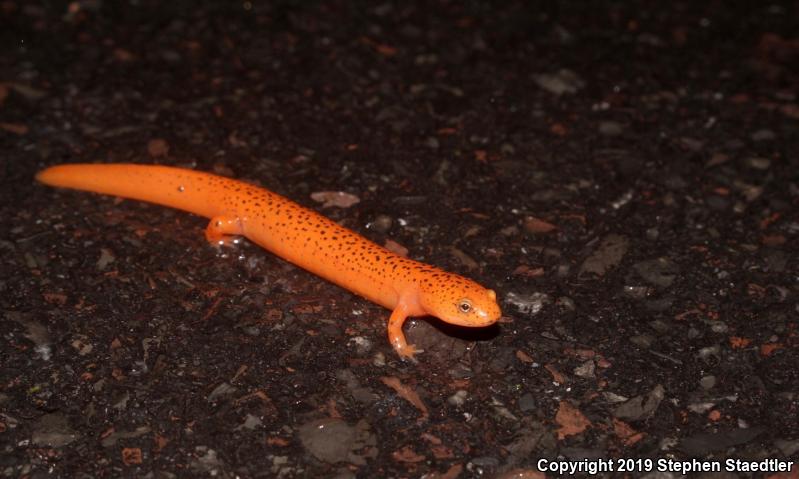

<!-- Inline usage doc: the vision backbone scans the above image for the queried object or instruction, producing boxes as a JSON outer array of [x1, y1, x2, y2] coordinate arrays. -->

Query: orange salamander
[[36, 163, 501, 360]]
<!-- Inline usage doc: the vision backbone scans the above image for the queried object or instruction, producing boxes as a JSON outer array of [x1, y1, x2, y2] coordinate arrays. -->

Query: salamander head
[[419, 273, 501, 327]]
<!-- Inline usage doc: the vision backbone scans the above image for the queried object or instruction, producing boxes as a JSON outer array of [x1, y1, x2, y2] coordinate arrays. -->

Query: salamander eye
[[457, 299, 472, 314]]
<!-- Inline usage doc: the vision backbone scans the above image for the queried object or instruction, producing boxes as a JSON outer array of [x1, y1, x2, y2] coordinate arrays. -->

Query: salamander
[[36, 163, 501, 360]]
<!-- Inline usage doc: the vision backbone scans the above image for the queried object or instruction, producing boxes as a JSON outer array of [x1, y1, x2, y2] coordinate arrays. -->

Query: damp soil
[[1, 1, 798, 478]]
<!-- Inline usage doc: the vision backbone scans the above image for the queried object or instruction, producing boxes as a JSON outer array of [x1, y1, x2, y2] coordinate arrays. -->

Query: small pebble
[[448, 390, 469, 407], [369, 214, 393, 233], [750, 129, 775, 141], [598, 121, 624, 136], [746, 157, 771, 169], [699, 375, 716, 390]]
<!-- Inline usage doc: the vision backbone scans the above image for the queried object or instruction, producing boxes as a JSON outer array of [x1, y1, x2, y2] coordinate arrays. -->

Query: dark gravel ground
[[2, 1, 798, 478]]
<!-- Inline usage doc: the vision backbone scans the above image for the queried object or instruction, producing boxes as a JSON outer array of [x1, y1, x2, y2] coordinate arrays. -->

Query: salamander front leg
[[205, 216, 244, 247], [388, 303, 423, 362]]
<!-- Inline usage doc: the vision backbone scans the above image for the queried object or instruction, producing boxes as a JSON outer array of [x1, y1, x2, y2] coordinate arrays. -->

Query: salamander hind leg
[[205, 215, 245, 247], [388, 304, 423, 362]]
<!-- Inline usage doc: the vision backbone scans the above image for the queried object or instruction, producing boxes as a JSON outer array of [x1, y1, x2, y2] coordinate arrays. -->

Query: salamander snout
[[420, 275, 501, 328]]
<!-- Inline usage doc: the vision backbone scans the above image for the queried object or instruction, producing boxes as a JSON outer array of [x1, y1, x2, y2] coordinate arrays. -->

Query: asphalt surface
[[1, 1, 798, 478]]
